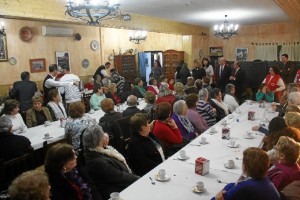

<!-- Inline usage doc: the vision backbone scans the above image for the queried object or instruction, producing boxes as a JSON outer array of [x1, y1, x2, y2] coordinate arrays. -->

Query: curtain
[[280, 42, 300, 61], [254, 43, 277, 61]]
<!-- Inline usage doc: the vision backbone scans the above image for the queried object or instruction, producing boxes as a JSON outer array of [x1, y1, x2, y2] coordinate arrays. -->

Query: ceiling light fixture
[[214, 15, 238, 40], [129, 30, 147, 44], [65, 0, 123, 25]]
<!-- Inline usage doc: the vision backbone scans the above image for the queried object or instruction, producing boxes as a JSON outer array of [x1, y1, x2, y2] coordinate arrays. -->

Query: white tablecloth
[[120, 102, 278, 200], [23, 100, 147, 150]]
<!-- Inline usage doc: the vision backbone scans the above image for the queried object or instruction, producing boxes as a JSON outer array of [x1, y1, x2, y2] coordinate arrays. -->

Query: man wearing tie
[[215, 57, 231, 93], [229, 61, 246, 103]]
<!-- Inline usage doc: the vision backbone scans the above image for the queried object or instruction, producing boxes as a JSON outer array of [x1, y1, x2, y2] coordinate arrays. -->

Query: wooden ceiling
[[275, 0, 300, 23]]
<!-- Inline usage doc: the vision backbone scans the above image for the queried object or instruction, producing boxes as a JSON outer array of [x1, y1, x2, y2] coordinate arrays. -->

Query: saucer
[[199, 141, 208, 145], [44, 123, 51, 126], [228, 115, 234, 119], [221, 122, 228, 125], [224, 163, 235, 169], [155, 174, 171, 182], [228, 143, 239, 148], [177, 155, 189, 160], [43, 136, 53, 140], [244, 135, 254, 139], [193, 186, 205, 193]]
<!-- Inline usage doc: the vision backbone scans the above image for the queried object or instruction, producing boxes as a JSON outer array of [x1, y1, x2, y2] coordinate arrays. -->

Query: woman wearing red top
[[105, 83, 121, 105], [153, 102, 183, 156], [155, 84, 176, 108], [262, 66, 285, 102], [147, 78, 159, 95]]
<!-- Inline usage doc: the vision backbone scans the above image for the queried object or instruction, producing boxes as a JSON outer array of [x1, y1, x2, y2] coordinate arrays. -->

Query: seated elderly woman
[[212, 147, 280, 200], [285, 111, 300, 129], [155, 84, 176, 108], [184, 77, 198, 95], [45, 143, 102, 200], [153, 102, 183, 156], [256, 83, 274, 103], [26, 96, 52, 128], [267, 136, 300, 191], [89, 85, 106, 110], [143, 91, 156, 122], [174, 82, 186, 101], [185, 93, 208, 134], [47, 89, 67, 121], [210, 88, 229, 121], [122, 95, 141, 117], [8, 170, 50, 200], [2, 99, 27, 134], [133, 78, 146, 98], [99, 98, 123, 131], [65, 101, 95, 151], [83, 124, 139, 199], [223, 83, 239, 113], [171, 100, 197, 141], [105, 83, 122, 105], [84, 77, 94, 90], [197, 88, 217, 127], [147, 78, 159, 95], [127, 113, 165, 176]]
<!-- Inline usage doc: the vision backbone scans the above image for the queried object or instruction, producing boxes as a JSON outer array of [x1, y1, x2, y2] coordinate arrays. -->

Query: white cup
[[222, 120, 227, 125], [200, 137, 207, 144], [110, 192, 120, 200], [44, 133, 50, 138], [227, 160, 235, 168], [229, 140, 235, 147], [211, 127, 216, 132], [246, 131, 253, 137], [179, 150, 186, 158], [44, 121, 51, 126], [196, 181, 204, 191], [236, 108, 241, 114], [89, 109, 95, 114], [158, 169, 166, 179]]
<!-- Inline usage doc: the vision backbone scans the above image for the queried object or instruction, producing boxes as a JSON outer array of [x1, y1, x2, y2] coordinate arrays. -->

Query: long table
[[120, 102, 278, 200], [22, 100, 147, 150]]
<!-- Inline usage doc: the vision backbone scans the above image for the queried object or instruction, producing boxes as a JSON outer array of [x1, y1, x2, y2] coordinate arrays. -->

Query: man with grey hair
[[273, 91, 300, 117], [122, 95, 141, 117], [229, 61, 245, 102], [0, 116, 32, 161], [215, 57, 231, 93]]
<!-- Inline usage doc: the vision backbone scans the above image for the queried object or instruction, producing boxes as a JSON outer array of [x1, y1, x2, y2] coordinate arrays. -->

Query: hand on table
[[252, 126, 259, 131], [215, 190, 226, 200]]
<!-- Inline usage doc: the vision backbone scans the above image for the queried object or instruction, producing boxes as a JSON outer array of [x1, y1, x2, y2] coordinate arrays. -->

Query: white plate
[[244, 135, 254, 139], [155, 174, 171, 182], [43, 136, 53, 140], [209, 130, 217, 134], [228, 115, 234, 119], [228, 143, 239, 148], [224, 163, 235, 169], [199, 141, 209, 145], [177, 155, 189, 160], [193, 186, 205, 193]]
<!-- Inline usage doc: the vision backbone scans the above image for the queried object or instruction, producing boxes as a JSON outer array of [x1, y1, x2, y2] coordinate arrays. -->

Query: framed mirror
[[0, 34, 8, 61]]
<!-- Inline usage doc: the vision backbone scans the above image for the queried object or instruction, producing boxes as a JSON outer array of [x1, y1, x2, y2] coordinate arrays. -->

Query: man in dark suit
[[0, 116, 33, 162], [280, 54, 295, 85], [215, 57, 231, 93], [229, 61, 246, 103], [9, 71, 37, 119]]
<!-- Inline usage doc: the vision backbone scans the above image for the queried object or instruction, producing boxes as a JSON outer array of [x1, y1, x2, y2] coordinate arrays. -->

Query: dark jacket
[[132, 87, 145, 99], [192, 67, 206, 80], [26, 107, 53, 128], [9, 80, 37, 112], [230, 68, 246, 102], [84, 150, 139, 200], [105, 92, 122, 104], [184, 86, 198, 95], [0, 131, 32, 162], [127, 133, 165, 176], [122, 106, 141, 117], [210, 100, 227, 122], [215, 64, 231, 92], [99, 111, 123, 124]]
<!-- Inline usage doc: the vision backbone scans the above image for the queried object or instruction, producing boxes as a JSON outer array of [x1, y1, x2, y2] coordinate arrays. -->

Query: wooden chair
[[82, 92, 93, 113], [42, 137, 71, 158], [0, 152, 35, 191], [112, 116, 132, 157]]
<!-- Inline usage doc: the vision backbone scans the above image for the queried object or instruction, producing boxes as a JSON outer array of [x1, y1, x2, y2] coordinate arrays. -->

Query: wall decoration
[[19, 26, 33, 42], [82, 59, 89, 68], [56, 51, 70, 70], [236, 48, 248, 61], [29, 58, 46, 73], [9, 57, 17, 65], [0, 34, 8, 61], [209, 47, 223, 57], [90, 40, 99, 51]]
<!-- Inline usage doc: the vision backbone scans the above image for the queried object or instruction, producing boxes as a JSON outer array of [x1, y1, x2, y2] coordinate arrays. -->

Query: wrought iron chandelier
[[65, 0, 122, 25], [214, 15, 238, 40], [129, 31, 147, 44]]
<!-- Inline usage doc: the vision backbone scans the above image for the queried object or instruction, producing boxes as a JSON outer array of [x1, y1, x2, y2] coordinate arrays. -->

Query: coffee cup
[[44, 133, 50, 138], [110, 192, 120, 200], [19, 126, 26, 133], [179, 150, 186, 158], [200, 137, 207, 144], [60, 118, 67, 128], [158, 169, 166, 179], [44, 121, 51, 126], [227, 160, 235, 168], [236, 108, 241, 114], [228, 114, 233, 119], [196, 181, 204, 191], [222, 120, 227, 125], [246, 131, 253, 137], [229, 140, 235, 147], [89, 109, 95, 114]]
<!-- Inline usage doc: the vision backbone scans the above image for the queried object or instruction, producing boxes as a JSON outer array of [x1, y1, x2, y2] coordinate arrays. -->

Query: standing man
[[229, 61, 246, 103], [93, 62, 111, 80], [58, 65, 82, 106], [43, 64, 78, 106], [215, 57, 231, 93], [280, 54, 295, 85], [9, 71, 37, 120]]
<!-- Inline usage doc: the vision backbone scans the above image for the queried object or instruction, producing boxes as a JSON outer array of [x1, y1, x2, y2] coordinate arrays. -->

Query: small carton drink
[[195, 157, 210, 176], [248, 111, 255, 121], [222, 127, 230, 140]]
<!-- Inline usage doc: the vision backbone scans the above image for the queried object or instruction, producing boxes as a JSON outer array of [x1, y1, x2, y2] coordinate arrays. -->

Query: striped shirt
[[59, 74, 81, 103], [196, 100, 217, 127]]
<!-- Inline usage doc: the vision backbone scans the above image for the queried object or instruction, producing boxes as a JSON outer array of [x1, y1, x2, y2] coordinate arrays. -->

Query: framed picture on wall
[[236, 48, 248, 61], [209, 47, 223, 57], [0, 34, 8, 61], [55, 51, 70, 71], [29, 58, 46, 73]]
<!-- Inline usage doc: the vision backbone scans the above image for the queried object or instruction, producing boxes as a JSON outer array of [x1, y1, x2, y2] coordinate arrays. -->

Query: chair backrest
[[0, 152, 35, 191], [82, 93, 93, 113], [42, 137, 70, 158]]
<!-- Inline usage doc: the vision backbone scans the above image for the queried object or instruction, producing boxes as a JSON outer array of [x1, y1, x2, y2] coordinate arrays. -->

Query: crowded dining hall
[[0, 0, 300, 200]]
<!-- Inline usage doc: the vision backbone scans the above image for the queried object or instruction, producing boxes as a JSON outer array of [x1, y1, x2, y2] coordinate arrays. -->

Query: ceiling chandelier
[[129, 30, 147, 44], [214, 15, 238, 40], [65, 0, 123, 25]]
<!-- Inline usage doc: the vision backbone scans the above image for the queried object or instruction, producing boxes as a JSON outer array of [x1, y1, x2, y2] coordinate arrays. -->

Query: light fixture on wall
[[0, 21, 5, 36], [65, 0, 123, 25], [213, 15, 238, 40], [129, 30, 147, 44]]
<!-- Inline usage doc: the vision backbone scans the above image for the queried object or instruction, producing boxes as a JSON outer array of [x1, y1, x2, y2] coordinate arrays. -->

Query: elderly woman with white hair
[[171, 100, 197, 142], [223, 83, 239, 113], [155, 84, 176, 108], [83, 124, 139, 200], [210, 88, 229, 122], [197, 88, 217, 127]]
